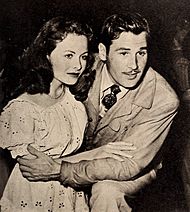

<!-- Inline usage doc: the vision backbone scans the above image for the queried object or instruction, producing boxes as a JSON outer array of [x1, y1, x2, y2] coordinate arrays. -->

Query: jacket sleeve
[[59, 98, 179, 188]]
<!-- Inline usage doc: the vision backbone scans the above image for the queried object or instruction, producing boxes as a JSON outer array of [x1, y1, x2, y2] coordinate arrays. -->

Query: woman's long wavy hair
[[2, 16, 95, 106]]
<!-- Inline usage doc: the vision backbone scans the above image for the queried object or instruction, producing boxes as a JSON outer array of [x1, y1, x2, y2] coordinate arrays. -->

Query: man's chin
[[123, 80, 139, 89]]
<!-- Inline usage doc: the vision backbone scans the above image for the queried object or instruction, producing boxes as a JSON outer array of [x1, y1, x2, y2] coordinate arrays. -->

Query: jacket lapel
[[86, 58, 104, 112], [95, 67, 156, 133], [85, 55, 156, 135]]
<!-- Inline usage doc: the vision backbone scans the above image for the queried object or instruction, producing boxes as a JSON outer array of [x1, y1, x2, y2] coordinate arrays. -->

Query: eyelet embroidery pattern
[[59, 190, 65, 196], [50, 183, 54, 189], [35, 201, 43, 207], [19, 116, 25, 123], [76, 137, 80, 144], [59, 202, 65, 208], [0, 95, 89, 211], [63, 115, 68, 122], [77, 192, 84, 198], [20, 200, 27, 208], [49, 196, 53, 203], [3, 122, 10, 129], [12, 131, 19, 134]]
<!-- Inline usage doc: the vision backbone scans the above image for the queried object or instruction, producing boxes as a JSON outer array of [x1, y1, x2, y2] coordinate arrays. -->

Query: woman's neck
[[48, 78, 65, 99], [20, 78, 66, 108]]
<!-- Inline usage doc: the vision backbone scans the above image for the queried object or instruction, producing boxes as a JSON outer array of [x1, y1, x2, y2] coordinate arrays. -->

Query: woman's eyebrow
[[64, 50, 75, 53], [81, 51, 89, 55]]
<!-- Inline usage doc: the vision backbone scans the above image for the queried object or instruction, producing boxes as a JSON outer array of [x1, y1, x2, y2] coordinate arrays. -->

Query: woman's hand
[[87, 142, 136, 162]]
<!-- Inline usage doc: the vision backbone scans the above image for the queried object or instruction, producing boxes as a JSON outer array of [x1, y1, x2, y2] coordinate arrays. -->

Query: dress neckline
[[14, 91, 67, 110]]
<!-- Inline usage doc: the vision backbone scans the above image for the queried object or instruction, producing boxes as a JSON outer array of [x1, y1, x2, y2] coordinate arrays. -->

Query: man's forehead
[[111, 31, 147, 48]]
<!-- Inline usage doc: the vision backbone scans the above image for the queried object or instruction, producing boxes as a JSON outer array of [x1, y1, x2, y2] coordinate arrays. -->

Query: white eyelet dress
[[0, 88, 89, 212]]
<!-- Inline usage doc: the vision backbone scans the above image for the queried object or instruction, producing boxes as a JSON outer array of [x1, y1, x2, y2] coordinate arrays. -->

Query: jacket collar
[[87, 57, 156, 116], [130, 67, 156, 110]]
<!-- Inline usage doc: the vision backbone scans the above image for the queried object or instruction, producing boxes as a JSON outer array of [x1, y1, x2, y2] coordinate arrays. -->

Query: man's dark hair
[[99, 13, 150, 53]]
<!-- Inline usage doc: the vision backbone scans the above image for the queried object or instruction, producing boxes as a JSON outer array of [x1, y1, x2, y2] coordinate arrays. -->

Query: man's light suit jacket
[[60, 59, 179, 187]]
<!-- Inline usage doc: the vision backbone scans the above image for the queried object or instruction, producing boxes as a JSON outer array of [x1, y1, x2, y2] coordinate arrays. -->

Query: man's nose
[[128, 55, 138, 70]]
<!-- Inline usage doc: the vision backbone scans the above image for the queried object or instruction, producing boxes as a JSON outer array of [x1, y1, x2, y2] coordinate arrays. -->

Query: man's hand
[[17, 145, 61, 182]]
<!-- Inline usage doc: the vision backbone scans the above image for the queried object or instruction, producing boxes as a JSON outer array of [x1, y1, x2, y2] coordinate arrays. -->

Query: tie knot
[[110, 84, 121, 95], [102, 85, 121, 110]]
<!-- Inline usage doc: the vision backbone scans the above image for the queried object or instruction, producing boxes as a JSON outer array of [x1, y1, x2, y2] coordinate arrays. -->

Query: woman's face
[[49, 33, 89, 85]]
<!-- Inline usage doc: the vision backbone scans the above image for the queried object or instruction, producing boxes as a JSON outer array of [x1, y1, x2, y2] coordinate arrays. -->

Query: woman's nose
[[73, 58, 82, 70]]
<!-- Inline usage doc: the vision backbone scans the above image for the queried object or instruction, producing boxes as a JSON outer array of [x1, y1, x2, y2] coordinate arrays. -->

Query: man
[[18, 13, 179, 211]]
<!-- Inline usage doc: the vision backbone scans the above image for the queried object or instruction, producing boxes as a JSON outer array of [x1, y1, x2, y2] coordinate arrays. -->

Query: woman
[[0, 16, 93, 212], [0, 17, 133, 211]]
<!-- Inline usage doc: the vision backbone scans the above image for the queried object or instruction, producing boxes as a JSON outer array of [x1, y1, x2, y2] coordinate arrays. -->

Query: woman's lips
[[67, 73, 80, 77]]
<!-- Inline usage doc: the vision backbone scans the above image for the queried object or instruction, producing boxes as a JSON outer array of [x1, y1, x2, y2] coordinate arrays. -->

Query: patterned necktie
[[102, 84, 121, 110]]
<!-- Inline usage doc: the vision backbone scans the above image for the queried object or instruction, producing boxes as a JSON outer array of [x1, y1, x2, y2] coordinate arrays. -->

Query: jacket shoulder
[[153, 70, 179, 107]]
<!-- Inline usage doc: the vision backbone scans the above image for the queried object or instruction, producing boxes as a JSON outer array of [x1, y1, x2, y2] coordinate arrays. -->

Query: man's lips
[[122, 70, 140, 79]]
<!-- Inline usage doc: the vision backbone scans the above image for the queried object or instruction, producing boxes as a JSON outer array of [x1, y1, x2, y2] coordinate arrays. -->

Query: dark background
[[0, 0, 189, 60], [0, 0, 190, 88], [0, 0, 189, 75], [0, 0, 190, 211]]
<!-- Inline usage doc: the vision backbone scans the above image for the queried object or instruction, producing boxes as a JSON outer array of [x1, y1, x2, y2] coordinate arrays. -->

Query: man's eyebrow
[[115, 48, 130, 51], [139, 47, 147, 50], [115, 47, 147, 51]]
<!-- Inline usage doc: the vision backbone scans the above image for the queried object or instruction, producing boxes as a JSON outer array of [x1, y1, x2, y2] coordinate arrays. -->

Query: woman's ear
[[46, 55, 50, 61], [98, 43, 107, 61]]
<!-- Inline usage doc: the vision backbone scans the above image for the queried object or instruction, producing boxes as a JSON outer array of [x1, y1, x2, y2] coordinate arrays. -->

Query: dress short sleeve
[[0, 100, 35, 158]]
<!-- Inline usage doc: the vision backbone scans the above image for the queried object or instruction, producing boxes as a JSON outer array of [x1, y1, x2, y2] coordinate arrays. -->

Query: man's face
[[106, 31, 148, 88]]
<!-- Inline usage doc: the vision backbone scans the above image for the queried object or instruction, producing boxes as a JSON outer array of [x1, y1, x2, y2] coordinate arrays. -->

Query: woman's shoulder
[[8, 93, 37, 106], [1, 94, 41, 117], [20, 92, 67, 109]]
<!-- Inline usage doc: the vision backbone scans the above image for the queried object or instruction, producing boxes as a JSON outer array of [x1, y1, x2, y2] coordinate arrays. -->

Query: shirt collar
[[100, 64, 156, 109], [101, 65, 114, 93], [100, 65, 127, 96]]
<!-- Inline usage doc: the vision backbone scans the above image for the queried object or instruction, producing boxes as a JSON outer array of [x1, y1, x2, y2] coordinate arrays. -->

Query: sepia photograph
[[0, 0, 190, 211]]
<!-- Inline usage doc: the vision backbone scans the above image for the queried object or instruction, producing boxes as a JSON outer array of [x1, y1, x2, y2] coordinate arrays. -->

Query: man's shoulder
[[150, 68, 179, 106], [153, 69, 177, 97]]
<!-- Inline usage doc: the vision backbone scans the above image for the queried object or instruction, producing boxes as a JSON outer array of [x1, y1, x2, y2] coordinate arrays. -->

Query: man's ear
[[98, 43, 107, 61]]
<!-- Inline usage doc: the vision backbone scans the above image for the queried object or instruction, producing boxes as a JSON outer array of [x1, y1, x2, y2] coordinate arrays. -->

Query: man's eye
[[65, 54, 73, 59], [138, 51, 147, 56], [120, 52, 129, 56]]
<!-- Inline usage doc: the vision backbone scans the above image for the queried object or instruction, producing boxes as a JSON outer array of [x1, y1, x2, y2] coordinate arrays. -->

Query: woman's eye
[[81, 55, 88, 61], [65, 54, 73, 59]]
